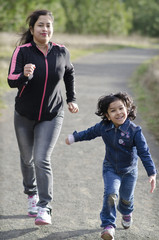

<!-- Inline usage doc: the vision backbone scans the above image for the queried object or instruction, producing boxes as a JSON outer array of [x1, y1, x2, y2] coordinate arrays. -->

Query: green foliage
[[0, 0, 66, 33], [0, 0, 159, 36], [124, 0, 159, 37], [60, 0, 132, 35], [131, 57, 159, 141], [0, 0, 132, 36]]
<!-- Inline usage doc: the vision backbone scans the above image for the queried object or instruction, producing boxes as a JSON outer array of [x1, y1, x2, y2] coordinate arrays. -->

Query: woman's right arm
[[8, 47, 35, 88]]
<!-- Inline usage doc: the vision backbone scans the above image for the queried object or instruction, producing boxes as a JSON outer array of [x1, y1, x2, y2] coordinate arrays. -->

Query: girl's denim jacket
[[73, 118, 157, 176]]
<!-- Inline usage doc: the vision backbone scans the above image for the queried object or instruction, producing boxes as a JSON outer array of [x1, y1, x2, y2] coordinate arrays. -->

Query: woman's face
[[30, 15, 53, 45], [105, 100, 128, 127]]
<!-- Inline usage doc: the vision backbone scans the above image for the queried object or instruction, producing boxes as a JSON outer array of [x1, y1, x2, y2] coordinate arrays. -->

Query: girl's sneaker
[[101, 225, 115, 240], [35, 207, 52, 225], [28, 194, 39, 217], [121, 214, 133, 229]]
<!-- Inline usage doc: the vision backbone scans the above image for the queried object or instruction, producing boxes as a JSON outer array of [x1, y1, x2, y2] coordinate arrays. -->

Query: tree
[[60, 0, 132, 35], [124, 0, 159, 36], [1, 0, 159, 37], [0, 0, 66, 33]]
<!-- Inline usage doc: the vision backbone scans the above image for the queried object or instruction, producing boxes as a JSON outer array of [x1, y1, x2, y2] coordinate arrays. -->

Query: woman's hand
[[149, 174, 156, 193], [24, 63, 36, 77], [67, 102, 79, 113]]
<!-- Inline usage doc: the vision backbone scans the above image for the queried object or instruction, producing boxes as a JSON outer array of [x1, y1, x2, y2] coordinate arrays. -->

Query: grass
[[0, 46, 14, 59], [70, 44, 124, 61], [130, 57, 159, 141], [0, 62, 10, 114]]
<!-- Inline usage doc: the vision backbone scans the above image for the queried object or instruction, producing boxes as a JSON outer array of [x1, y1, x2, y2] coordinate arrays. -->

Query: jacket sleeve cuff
[[67, 134, 75, 144]]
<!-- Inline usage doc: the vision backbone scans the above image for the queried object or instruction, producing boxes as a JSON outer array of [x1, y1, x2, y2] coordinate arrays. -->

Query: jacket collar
[[118, 118, 131, 133], [31, 41, 52, 52], [105, 118, 130, 133]]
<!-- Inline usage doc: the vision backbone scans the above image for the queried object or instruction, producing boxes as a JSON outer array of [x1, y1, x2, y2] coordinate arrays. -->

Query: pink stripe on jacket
[[8, 43, 32, 80]]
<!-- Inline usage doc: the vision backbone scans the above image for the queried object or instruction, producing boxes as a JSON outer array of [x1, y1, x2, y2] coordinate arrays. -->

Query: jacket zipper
[[114, 128, 118, 172], [38, 55, 48, 121]]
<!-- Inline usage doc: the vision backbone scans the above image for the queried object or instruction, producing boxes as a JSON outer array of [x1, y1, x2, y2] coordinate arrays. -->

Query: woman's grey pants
[[14, 110, 64, 209]]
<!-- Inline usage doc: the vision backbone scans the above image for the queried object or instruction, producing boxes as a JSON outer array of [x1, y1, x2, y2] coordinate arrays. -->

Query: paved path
[[0, 47, 159, 240]]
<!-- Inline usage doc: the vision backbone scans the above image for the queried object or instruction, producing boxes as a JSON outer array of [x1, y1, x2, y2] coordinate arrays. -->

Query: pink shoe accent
[[28, 194, 39, 217], [35, 207, 52, 225], [101, 225, 115, 240], [35, 218, 51, 225], [28, 213, 37, 217]]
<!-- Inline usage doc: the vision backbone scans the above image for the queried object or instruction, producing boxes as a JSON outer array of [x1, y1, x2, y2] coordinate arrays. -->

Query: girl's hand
[[24, 63, 36, 77], [65, 135, 75, 145], [65, 138, 70, 145], [149, 174, 156, 193], [68, 102, 79, 113]]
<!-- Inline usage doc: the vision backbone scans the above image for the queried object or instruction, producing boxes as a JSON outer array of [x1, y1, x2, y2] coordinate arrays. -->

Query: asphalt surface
[[0, 47, 159, 240]]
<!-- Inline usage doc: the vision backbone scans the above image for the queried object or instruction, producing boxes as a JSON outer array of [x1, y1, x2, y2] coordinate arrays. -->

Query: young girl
[[65, 92, 157, 240]]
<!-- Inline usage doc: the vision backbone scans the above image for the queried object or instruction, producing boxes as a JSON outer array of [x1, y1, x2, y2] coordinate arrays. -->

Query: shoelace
[[37, 208, 49, 217]]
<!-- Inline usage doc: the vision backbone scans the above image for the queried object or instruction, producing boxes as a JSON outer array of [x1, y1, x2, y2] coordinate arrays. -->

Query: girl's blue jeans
[[100, 162, 138, 228], [14, 110, 64, 210]]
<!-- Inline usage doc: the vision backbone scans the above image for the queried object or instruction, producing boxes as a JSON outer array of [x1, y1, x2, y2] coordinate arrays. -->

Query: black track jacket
[[8, 41, 76, 121]]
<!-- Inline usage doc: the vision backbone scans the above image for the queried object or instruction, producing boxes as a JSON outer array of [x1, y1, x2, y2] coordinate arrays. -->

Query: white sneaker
[[35, 207, 52, 225], [28, 194, 39, 217], [121, 214, 133, 229], [101, 225, 115, 240]]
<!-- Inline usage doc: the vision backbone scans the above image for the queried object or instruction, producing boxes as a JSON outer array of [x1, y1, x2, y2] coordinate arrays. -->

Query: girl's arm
[[65, 122, 103, 145], [134, 129, 157, 176], [134, 129, 157, 192]]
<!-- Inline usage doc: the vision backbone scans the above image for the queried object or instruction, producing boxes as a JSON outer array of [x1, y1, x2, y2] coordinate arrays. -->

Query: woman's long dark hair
[[95, 92, 137, 122], [19, 10, 54, 45]]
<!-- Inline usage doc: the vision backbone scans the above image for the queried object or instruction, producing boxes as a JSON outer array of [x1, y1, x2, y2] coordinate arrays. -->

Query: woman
[[8, 9, 79, 225]]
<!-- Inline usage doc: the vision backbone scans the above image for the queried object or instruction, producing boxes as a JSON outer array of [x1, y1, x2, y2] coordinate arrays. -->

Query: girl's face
[[106, 100, 128, 127], [30, 15, 53, 45]]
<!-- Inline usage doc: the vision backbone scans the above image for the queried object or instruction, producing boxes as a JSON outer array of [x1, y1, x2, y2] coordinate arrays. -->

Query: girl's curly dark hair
[[95, 92, 137, 122]]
